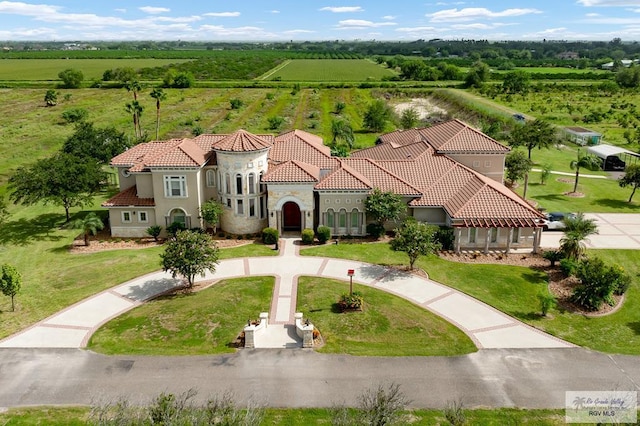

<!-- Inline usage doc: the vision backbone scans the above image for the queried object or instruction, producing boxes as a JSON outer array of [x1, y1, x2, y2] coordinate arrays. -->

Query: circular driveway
[[541, 213, 640, 250]]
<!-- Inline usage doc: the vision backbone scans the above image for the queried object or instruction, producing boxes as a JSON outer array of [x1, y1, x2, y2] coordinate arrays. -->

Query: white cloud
[[336, 19, 396, 29], [139, 6, 170, 14], [427, 7, 541, 22], [319, 6, 364, 13], [204, 12, 241, 17], [382, 15, 396, 20], [0, 1, 60, 16], [585, 12, 601, 16], [577, 0, 640, 5], [270, 10, 280, 14]]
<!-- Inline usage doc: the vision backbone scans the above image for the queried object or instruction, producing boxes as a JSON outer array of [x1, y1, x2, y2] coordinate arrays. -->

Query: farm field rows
[[0, 59, 190, 80], [264, 59, 397, 81]]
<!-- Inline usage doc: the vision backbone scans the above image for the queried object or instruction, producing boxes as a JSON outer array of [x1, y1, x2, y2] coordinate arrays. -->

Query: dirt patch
[[564, 192, 585, 198], [557, 178, 573, 184], [393, 98, 448, 120]]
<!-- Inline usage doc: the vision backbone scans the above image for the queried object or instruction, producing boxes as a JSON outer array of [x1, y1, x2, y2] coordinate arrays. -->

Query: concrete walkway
[[0, 238, 571, 350]]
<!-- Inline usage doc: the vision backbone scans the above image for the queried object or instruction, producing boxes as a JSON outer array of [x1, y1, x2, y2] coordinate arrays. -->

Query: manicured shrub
[[559, 258, 578, 277], [146, 225, 162, 241], [366, 223, 385, 239], [337, 291, 364, 312], [166, 221, 186, 238], [316, 226, 331, 244], [301, 228, 315, 245], [435, 226, 455, 251], [262, 227, 279, 245], [571, 257, 631, 311]]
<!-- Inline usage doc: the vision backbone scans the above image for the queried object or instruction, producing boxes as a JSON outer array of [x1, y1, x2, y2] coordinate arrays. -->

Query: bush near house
[[316, 226, 332, 244], [262, 227, 279, 245], [301, 228, 315, 244]]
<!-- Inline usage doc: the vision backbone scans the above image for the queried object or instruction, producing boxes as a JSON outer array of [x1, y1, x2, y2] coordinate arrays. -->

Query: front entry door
[[282, 202, 301, 231]]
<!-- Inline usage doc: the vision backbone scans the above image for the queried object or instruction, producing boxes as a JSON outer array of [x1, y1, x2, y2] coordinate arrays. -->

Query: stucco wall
[[447, 153, 506, 183], [135, 174, 154, 198], [108, 207, 156, 237], [151, 169, 203, 229], [412, 207, 447, 225]]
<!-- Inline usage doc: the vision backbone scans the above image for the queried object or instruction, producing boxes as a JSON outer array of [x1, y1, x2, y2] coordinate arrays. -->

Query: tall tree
[[619, 163, 640, 203], [504, 150, 532, 185], [8, 152, 106, 222], [125, 100, 144, 139], [464, 60, 490, 88], [399, 107, 419, 129], [509, 119, 556, 198], [363, 99, 393, 133], [200, 199, 224, 232], [161, 230, 220, 288], [150, 88, 167, 140], [62, 122, 131, 164], [364, 188, 406, 227], [390, 219, 442, 269], [569, 150, 601, 194], [331, 118, 355, 149], [69, 212, 104, 246], [502, 70, 530, 94], [0, 264, 22, 311]]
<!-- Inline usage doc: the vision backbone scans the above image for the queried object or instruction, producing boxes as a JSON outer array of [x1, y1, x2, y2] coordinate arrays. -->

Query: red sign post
[[347, 269, 355, 295]]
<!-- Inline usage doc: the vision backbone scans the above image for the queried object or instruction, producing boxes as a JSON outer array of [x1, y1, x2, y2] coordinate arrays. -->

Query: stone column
[[484, 228, 491, 254], [533, 227, 541, 254], [506, 228, 514, 254], [455, 228, 462, 254]]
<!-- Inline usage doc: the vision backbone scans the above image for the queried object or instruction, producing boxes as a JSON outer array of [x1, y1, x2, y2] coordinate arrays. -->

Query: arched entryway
[[282, 201, 301, 231]]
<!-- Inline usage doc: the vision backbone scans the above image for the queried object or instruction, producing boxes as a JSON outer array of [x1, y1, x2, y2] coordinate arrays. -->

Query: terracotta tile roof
[[315, 162, 372, 190], [212, 129, 273, 152], [350, 140, 432, 161], [102, 186, 155, 207], [271, 129, 337, 169], [143, 139, 207, 169], [376, 128, 423, 147], [262, 160, 320, 183], [111, 140, 180, 167], [341, 158, 421, 195], [418, 119, 509, 153]]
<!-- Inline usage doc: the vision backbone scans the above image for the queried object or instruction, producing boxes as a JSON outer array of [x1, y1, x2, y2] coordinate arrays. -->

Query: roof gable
[[262, 160, 320, 183], [212, 129, 273, 152]]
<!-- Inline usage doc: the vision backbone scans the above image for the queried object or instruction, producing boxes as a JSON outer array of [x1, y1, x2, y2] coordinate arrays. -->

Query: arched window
[[350, 209, 359, 229], [167, 208, 189, 228], [206, 170, 215, 187], [225, 174, 231, 195], [259, 171, 266, 193], [338, 209, 347, 228], [326, 209, 335, 228], [236, 174, 243, 195], [248, 173, 256, 194]]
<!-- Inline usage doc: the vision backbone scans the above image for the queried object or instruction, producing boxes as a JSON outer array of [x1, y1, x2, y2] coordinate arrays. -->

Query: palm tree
[[559, 212, 598, 260], [331, 118, 355, 149], [125, 101, 144, 139], [150, 88, 166, 141], [71, 212, 104, 246], [124, 79, 142, 101], [569, 150, 601, 194]]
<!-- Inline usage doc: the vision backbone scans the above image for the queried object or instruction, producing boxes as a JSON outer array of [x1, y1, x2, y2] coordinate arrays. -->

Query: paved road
[[0, 348, 638, 409]]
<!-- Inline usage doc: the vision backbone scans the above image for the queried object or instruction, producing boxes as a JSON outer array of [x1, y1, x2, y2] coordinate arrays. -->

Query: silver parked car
[[542, 212, 576, 231]]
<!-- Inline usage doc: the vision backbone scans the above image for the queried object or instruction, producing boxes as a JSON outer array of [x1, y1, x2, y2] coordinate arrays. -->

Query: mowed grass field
[[0, 58, 190, 81], [264, 59, 397, 81]]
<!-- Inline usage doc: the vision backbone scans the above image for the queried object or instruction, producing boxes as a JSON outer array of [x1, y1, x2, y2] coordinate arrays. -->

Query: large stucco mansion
[[103, 119, 546, 253]]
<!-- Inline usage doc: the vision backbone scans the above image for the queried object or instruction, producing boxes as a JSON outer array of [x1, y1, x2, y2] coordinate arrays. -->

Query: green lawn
[[0, 405, 589, 425], [266, 59, 397, 81], [297, 276, 476, 356], [0, 59, 190, 81], [301, 243, 640, 354], [89, 276, 274, 355]]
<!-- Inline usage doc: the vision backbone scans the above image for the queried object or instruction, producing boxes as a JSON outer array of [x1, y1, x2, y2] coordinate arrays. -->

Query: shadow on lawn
[[627, 322, 640, 336], [593, 198, 640, 211], [0, 213, 66, 246]]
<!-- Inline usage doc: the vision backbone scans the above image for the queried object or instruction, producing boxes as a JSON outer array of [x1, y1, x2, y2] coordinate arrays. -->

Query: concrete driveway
[[541, 213, 640, 250]]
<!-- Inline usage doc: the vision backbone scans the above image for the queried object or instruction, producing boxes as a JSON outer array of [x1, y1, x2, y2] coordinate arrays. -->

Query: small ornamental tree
[[160, 230, 220, 288], [390, 219, 442, 269], [70, 212, 104, 246], [399, 107, 419, 129], [571, 257, 631, 311], [364, 188, 406, 231], [619, 163, 640, 203], [200, 199, 224, 232], [570, 150, 601, 194], [363, 99, 393, 132], [146, 225, 162, 241], [504, 150, 532, 186], [0, 263, 22, 311]]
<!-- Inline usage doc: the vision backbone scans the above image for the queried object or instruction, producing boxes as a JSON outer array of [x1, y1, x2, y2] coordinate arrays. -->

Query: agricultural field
[[0, 59, 190, 81], [263, 59, 397, 81], [0, 87, 388, 186]]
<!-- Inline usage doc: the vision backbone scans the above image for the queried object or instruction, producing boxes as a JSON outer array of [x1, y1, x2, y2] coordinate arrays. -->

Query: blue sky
[[0, 1, 638, 41]]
